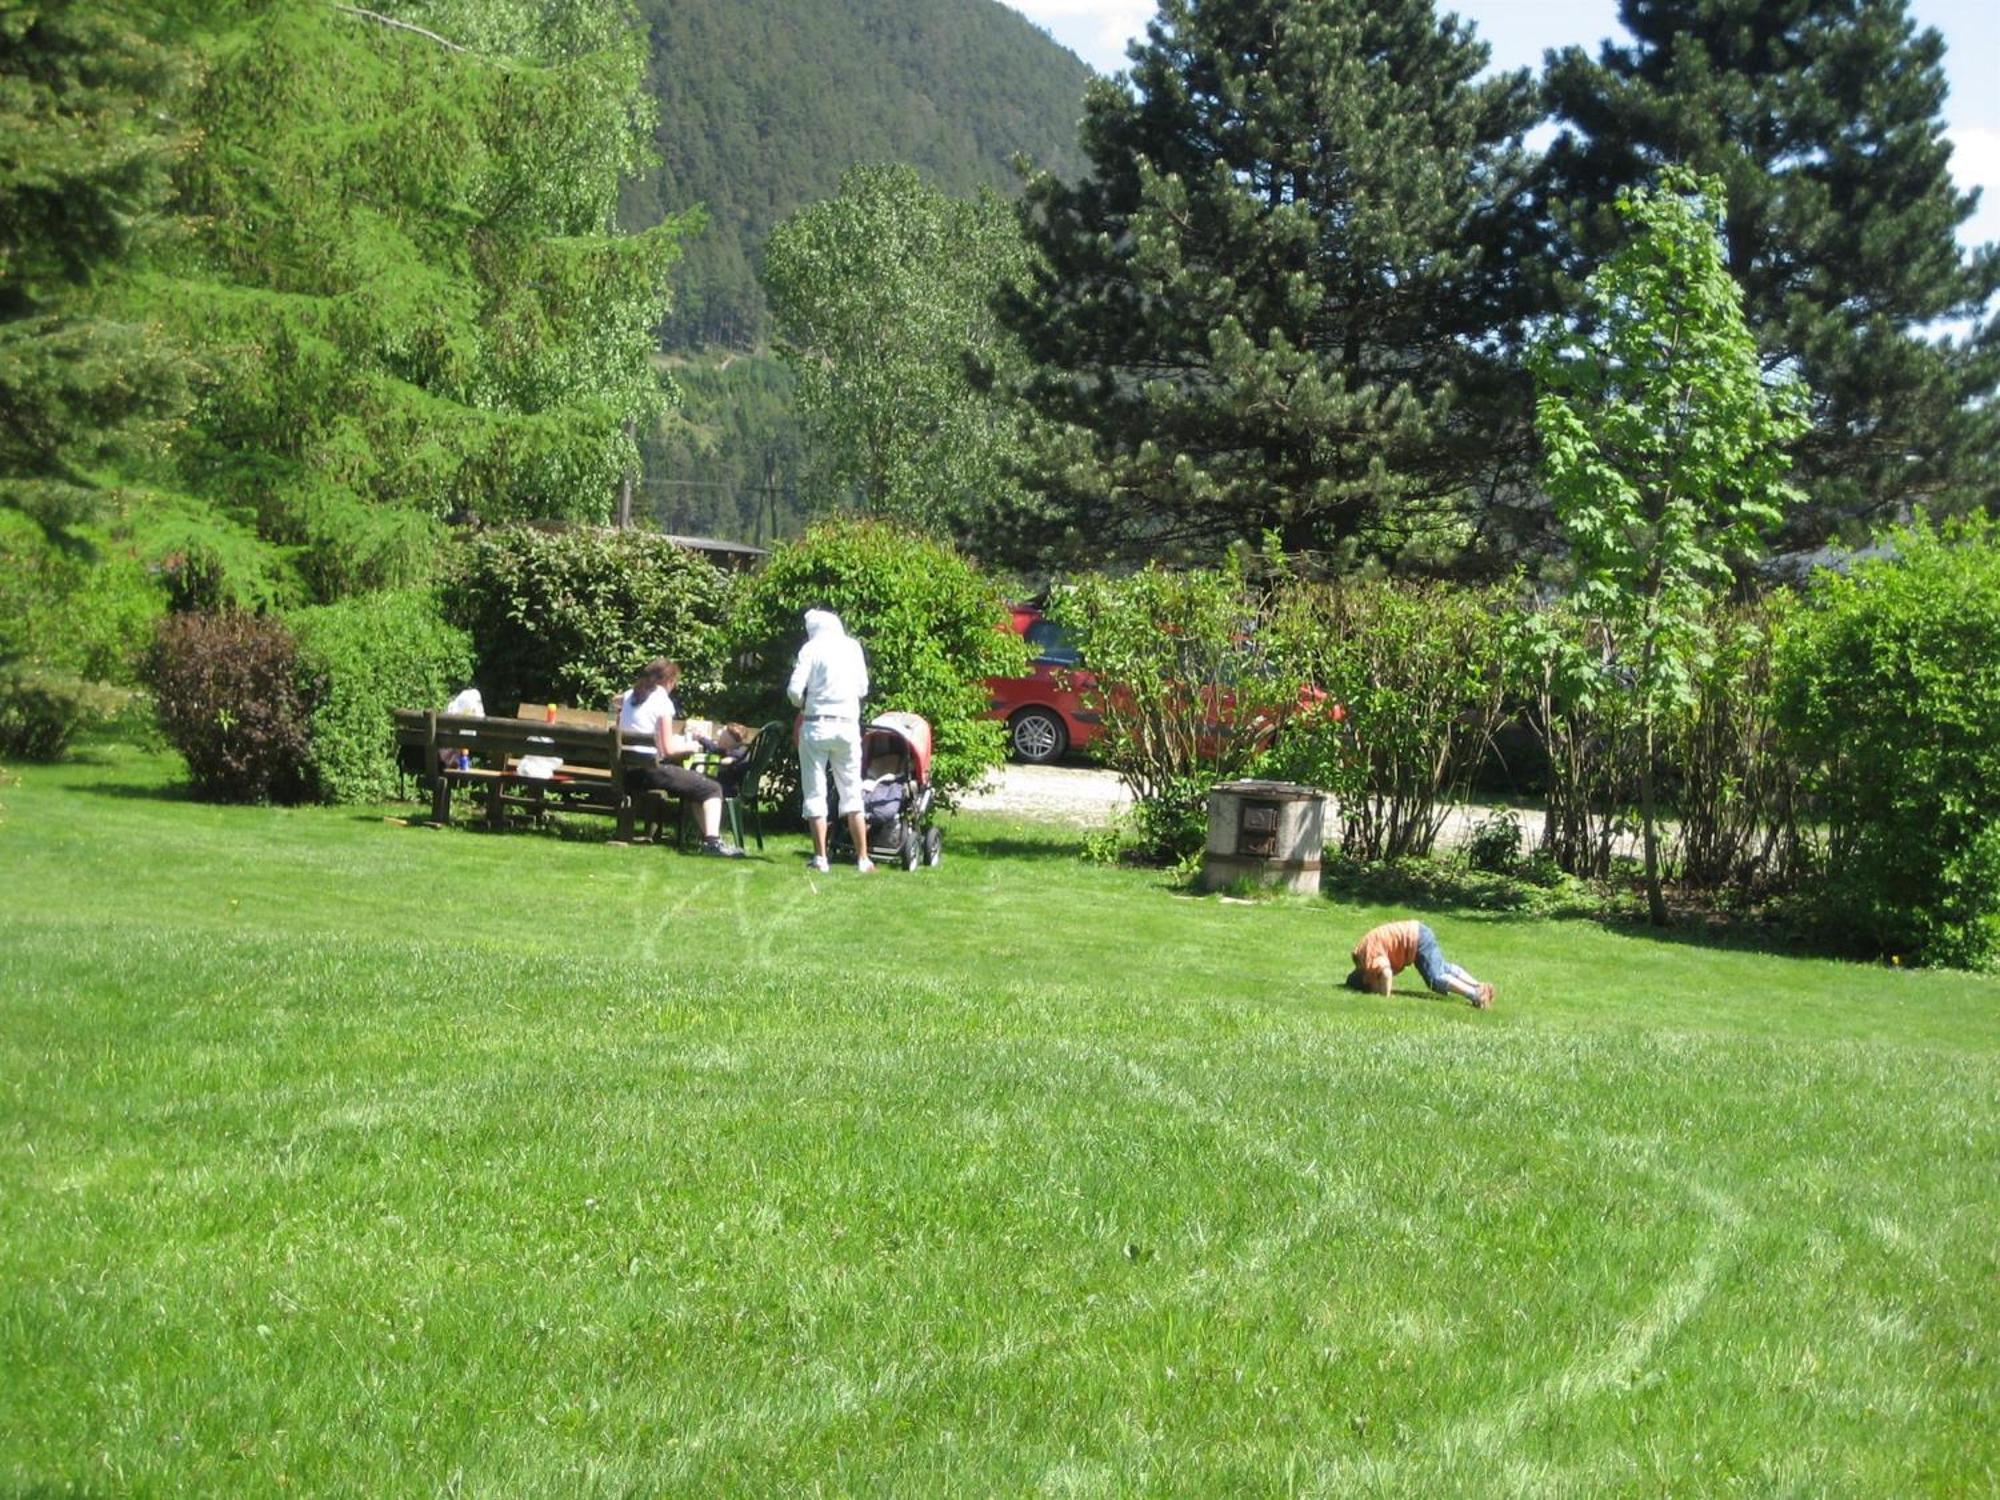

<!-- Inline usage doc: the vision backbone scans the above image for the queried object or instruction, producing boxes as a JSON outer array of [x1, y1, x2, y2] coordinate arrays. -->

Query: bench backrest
[[392, 709, 651, 773], [517, 703, 729, 742]]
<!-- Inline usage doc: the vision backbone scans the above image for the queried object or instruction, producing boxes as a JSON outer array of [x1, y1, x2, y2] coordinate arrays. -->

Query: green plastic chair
[[724, 720, 789, 851]]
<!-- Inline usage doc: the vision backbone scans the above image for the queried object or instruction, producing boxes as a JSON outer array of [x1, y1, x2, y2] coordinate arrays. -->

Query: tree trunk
[[615, 417, 636, 529], [1640, 708, 1668, 926]]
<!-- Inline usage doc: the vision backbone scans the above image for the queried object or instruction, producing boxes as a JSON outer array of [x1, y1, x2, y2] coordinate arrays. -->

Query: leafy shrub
[[1506, 602, 1643, 879], [290, 591, 474, 803], [1079, 821, 1130, 867], [1262, 576, 1510, 861], [1047, 561, 1281, 863], [0, 514, 165, 687], [1772, 518, 2000, 968], [1319, 851, 1604, 920], [0, 516, 164, 760], [1464, 810, 1523, 875], [725, 518, 1024, 803], [156, 545, 232, 616], [1666, 597, 1810, 895], [442, 526, 733, 714], [0, 668, 122, 762], [147, 612, 316, 803]]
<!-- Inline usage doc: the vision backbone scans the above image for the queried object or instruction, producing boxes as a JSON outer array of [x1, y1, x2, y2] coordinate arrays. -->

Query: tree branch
[[329, 4, 472, 54]]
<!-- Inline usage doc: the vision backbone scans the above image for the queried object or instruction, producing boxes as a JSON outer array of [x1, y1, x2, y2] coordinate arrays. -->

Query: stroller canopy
[[863, 712, 932, 785]]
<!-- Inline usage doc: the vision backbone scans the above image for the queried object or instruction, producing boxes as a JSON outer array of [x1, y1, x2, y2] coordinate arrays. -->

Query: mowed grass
[[3, 747, 1997, 1496]]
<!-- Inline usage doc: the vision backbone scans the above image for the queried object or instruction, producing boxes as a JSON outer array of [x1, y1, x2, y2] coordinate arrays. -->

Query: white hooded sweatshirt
[[787, 609, 869, 720]]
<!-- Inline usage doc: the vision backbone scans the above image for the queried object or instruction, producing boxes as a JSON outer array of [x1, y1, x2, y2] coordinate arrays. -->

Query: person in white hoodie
[[788, 608, 872, 872]]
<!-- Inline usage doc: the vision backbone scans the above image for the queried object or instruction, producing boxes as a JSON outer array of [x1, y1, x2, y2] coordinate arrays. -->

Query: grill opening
[[1239, 800, 1280, 858]]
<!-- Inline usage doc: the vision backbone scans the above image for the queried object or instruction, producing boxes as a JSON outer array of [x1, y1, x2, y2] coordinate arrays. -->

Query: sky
[[1000, 0, 2000, 253]]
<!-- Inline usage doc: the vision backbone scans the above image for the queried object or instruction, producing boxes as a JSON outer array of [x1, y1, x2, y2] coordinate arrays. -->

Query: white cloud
[[1948, 125, 2000, 252], [1004, 0, 1154, 74]]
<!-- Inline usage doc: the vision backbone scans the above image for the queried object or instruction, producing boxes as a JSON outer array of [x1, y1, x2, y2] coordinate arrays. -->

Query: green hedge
[[1773, 519, 2000, 969], [0, 515, 164, 760], [725, 519, 1024, 802], [0, 668, 124, 762], [1048, 561, 1279, 862], [442, 526, 732, 715], [290, 591, 474, 804], [1263, 576, 1509, 862]]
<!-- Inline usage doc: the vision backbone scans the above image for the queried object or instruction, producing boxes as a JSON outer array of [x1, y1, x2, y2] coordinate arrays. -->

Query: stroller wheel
[[924, 826, 943, 867], [900, 824, 921, 872]]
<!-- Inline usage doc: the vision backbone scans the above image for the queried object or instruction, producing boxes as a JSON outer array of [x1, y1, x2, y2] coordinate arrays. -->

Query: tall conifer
[[0, 2, 189, 544], [149, 0, 694, 602], [1541, 0, 2000, 547], [1002, 0, 1538, 563]]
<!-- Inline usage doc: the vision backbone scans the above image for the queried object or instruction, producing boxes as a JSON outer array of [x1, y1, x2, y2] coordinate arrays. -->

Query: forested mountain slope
[[621, 0, 1092, 349]]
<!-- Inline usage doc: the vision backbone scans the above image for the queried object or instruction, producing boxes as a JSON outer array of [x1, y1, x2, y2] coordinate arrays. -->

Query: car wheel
[[924, 826, 944, 867], [1009, 708, 1067, 764]]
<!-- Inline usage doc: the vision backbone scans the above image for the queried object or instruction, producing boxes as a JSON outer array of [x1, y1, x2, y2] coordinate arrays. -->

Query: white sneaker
[[808, 855, 830, 873], [855, 857, 876, 874]]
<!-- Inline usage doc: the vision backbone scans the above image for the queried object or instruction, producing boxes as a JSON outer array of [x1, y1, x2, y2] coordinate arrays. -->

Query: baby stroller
[[839, 711, 943, 871]]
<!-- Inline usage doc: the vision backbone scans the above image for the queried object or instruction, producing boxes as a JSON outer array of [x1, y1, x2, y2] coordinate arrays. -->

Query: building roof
[[664, 534, 768, 558]]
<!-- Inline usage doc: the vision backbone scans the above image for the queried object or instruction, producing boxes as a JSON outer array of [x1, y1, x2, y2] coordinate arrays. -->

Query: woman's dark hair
[[628, 656, 678, 704], [1343, 968, 1369, 992]]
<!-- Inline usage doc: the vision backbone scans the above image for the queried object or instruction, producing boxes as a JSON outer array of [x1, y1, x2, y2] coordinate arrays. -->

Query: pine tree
[[1541, 0, 2000, 550], [0, 2, 190, 544], [1002, 0, 1539, 564]]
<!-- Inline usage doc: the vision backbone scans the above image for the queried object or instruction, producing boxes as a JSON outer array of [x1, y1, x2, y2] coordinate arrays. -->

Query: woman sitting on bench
[[619, 658, 744, 858]]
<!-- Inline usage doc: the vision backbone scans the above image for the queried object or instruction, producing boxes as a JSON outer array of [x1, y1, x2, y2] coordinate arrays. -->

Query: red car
[[986, 604, 1346, 764], [985, 605, 1102, 763]]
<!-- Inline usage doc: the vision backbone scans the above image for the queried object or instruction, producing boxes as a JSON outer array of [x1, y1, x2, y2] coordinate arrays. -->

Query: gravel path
[[956, 762, 1615, 858], [956, 762, 1133, 825]]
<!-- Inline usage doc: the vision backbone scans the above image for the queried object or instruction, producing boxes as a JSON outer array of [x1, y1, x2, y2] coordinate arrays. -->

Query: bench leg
[[615, 796, 634, 842], [431, 776, 452, 826], [644, 792, 676, 845], [485, 776, 506, 830]]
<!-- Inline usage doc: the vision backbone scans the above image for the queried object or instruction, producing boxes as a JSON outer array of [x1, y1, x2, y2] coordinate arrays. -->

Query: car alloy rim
[[1015, 715, 1058, 759]]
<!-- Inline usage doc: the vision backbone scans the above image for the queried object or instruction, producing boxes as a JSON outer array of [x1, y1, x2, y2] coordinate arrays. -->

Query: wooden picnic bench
[[393, 708, 692, 842], [514, 703, 751, 845], [513, 704, 784, 848]]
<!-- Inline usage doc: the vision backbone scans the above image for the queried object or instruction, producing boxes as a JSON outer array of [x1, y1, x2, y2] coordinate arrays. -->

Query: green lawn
[[4, 745, 1997, 1495]]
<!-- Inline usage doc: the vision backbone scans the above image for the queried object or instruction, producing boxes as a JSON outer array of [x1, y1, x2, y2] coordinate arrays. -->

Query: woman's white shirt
[[619, 685, 674, 756]]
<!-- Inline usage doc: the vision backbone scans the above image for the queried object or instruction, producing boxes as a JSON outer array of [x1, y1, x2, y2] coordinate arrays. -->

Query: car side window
[[1024, 619, 1082, 667]]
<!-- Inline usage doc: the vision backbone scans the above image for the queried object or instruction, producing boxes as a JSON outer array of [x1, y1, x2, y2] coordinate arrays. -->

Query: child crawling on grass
[[1346, 919, 1494, 1009]]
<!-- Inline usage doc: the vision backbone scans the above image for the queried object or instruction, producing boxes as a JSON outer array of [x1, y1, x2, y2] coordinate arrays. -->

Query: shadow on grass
[[1599, 909, 1825, 961], [372, 812, 793, 865], [70, 780, 196, 803], [379, 814, 626, 845], [943, 822, 1093, 863], [1320, 852, 1824, 959]]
